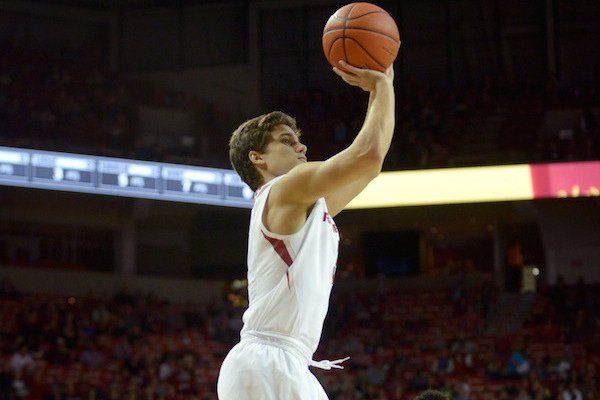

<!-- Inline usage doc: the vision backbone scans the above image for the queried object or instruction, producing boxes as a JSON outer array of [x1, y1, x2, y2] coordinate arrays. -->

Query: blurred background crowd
[[1, 45, 598, 170], [0, 276, 598, 399], [0, 0, 599, 399]]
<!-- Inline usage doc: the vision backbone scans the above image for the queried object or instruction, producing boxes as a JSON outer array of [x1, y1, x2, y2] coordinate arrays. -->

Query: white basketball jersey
[[240, 175, 340, 355]]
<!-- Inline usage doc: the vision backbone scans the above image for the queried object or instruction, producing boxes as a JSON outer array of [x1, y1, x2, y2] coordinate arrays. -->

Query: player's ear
[[248, 150, 266, 168]]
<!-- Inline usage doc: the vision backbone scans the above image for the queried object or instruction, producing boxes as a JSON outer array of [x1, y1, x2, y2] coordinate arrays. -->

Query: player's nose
[[296, 142, 307, 154]]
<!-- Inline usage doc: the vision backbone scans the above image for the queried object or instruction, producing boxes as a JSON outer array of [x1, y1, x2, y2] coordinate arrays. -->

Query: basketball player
[[217, 60, 395, 399]]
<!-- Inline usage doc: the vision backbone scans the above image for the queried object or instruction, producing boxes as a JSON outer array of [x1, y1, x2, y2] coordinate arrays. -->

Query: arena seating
[[0, 279, 598, 399], [2, 46, 598, 173]]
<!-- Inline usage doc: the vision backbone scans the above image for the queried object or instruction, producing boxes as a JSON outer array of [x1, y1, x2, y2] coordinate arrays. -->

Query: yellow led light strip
[[346, 164, 534, 209]]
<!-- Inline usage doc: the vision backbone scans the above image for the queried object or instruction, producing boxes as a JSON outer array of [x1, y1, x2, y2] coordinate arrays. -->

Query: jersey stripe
[[262, 231, 293, 267]]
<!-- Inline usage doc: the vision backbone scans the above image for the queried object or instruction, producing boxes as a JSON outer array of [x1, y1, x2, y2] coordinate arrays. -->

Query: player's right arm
[[272, 62, 395, 209]]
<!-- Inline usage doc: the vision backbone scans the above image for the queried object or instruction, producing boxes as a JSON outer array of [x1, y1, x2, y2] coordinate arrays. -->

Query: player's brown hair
[[229, 111, 300, 191]]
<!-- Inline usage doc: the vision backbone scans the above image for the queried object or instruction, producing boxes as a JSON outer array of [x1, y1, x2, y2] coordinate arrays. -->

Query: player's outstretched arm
[[323, 62, 395, 216], [271, 62, 395, 217], [334, 62, 395, 163]]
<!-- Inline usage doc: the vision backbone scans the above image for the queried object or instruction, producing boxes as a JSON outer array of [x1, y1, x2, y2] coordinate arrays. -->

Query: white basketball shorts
[[217, 338, 329, 400]]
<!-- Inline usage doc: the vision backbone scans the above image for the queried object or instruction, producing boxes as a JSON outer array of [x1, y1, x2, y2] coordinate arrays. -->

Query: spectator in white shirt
[[9, 346, 33, 371]]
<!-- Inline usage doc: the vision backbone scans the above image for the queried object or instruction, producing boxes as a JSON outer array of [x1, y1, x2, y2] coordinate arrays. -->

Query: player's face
[[262, 124, 307, 176]]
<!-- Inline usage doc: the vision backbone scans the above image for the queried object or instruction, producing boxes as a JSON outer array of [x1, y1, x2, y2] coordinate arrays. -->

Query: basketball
[[322, 2, 400, 72]]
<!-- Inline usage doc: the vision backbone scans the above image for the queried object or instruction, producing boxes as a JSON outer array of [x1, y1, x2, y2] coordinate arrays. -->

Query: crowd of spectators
[[0, 284, 237, 400], [1, 45, 598, 173], [267, 80, 488, 170], [534, 105, 599, 164], [0, 46, 228, 167], [0, 276, 598, 400], [0, 46, 136, 157], [268, 77, 600, 171]]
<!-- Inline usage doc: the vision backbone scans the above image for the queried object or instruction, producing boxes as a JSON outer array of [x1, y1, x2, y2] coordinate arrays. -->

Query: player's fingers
[[338, 60, 352, 68], [331, 67, 345, 77], [332, 68, 360, 86], [332, 71, 350, 84], [338, 60, 363, 73], [332, 67, 354, 79], [341, 61, 384, 78]]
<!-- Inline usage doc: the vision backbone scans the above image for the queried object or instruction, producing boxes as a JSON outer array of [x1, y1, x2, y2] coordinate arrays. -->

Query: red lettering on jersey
[[322, 212, 338, 233]]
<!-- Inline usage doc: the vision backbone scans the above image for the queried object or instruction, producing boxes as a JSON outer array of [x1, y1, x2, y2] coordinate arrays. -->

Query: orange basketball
[[322, 2, 400, 72]]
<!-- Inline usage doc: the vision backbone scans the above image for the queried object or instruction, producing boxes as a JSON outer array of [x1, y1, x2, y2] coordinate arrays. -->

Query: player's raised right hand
[[332, 60, 394, 92]]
